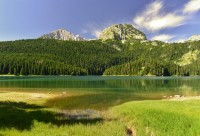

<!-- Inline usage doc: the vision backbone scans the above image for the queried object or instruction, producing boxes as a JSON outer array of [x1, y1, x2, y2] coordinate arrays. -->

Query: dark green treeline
[[0, 39, 199, 76]]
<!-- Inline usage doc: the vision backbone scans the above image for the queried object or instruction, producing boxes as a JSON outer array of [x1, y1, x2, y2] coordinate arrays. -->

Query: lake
[[0, 76, 200, 110]]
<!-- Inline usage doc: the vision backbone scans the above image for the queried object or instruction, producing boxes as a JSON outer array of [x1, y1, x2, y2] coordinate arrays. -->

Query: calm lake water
[[0, 76, 200, 110]]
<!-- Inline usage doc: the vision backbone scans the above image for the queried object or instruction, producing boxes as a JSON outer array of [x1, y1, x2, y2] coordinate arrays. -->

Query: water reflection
[[0, 76, 200, 109]]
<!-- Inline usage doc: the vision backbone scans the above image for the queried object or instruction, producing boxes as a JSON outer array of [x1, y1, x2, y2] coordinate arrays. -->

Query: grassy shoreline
[[112, 100, 200, 136], [1, 91, 200, 135], [0, 74, 200, 77]]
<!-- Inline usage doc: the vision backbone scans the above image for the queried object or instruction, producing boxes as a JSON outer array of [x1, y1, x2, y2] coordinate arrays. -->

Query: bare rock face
[[74, 35, 86, 41], [40, 29, 86, 41], [99, 24, 147, 41], [188, 35, 200, 41]]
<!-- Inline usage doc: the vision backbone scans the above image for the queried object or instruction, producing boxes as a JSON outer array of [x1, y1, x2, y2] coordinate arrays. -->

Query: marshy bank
[[1, 91, 200, 135], [1, 76, 200, 135]]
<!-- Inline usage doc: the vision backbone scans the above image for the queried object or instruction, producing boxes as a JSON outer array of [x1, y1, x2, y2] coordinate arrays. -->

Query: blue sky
[[0, 0, 200, 42]]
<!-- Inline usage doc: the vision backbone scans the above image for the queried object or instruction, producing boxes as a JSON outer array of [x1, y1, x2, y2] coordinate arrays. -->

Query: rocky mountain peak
[[40, 29, 86, 41], [99, 24, 147, 41], [74, 35, 86, 41], [188, 35, 200, 41]]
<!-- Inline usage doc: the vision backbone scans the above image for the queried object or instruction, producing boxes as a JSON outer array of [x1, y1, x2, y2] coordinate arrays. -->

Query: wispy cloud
[[183, 0, 200, 13], [83, 0, 200, 40], [81, 27, 102, 38], [170, 34, 190, 43], [83, 19, 131, 38], [80, 29, 88, 34], [152, 34, 175, 42], [133, 0, 200, 42], [173, 38, 187, 43], [92, 30, 102, 38], [82, 23, 107, 38], [133, 1, 186, 32]]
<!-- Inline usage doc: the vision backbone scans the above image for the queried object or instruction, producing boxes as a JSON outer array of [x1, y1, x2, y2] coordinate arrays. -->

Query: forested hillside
[[104, 41, 200, 76], [0, 39, 199, 76], [0, 39, 129, 75]]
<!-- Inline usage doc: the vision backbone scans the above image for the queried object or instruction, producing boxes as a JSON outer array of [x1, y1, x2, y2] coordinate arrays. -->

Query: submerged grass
[[0, 101, 124, 136]]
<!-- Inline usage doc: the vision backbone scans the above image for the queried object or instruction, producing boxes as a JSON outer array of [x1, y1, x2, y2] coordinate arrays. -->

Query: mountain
[[0, 24, 200, 76], [99, 24, 147, 41], [74, 35, 86, 41], [188, 35, 200, 41], [40, 29, 86, 41]]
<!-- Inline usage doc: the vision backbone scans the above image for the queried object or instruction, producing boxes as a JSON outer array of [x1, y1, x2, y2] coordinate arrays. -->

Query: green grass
[[1, 99, 200, 136], [0, 101, 125, 136], [112, 100, 200, 136], [0, 121, 125, 136]]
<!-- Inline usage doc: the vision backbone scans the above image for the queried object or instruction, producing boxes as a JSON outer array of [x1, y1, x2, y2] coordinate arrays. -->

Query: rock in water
[[99, 24, 146, 41]]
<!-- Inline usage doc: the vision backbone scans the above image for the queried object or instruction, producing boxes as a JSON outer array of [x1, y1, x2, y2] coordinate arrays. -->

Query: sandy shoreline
[[161, 94, 200, 101], [0, 91, 61, 104], [0, 91, 200, 106], [167, 95, 200, 101]]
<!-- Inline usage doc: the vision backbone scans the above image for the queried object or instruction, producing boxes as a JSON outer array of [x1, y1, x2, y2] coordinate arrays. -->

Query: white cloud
[[92, 30, 102, 38], [83, 22, 116, 38], [81, 23, 103, 38], [152, 34, 175, 42], [133, 1, 186, 32], [173, 38, 187, 43], [81, 29, 88, 34], [149, 14, 185, 31], [184, 0, 200, 13], [171, 34, 189, 43]]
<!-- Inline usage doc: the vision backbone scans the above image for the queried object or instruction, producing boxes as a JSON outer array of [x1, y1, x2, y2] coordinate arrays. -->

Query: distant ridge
[[99, 24, 147, 41], [39, 25, 200, 43], [40, 29, 86, 41], [188, 35, 200, 42]]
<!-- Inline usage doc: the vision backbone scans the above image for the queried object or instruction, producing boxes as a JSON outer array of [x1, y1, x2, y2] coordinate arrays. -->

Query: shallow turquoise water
[[0, 76, 200, 109]]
